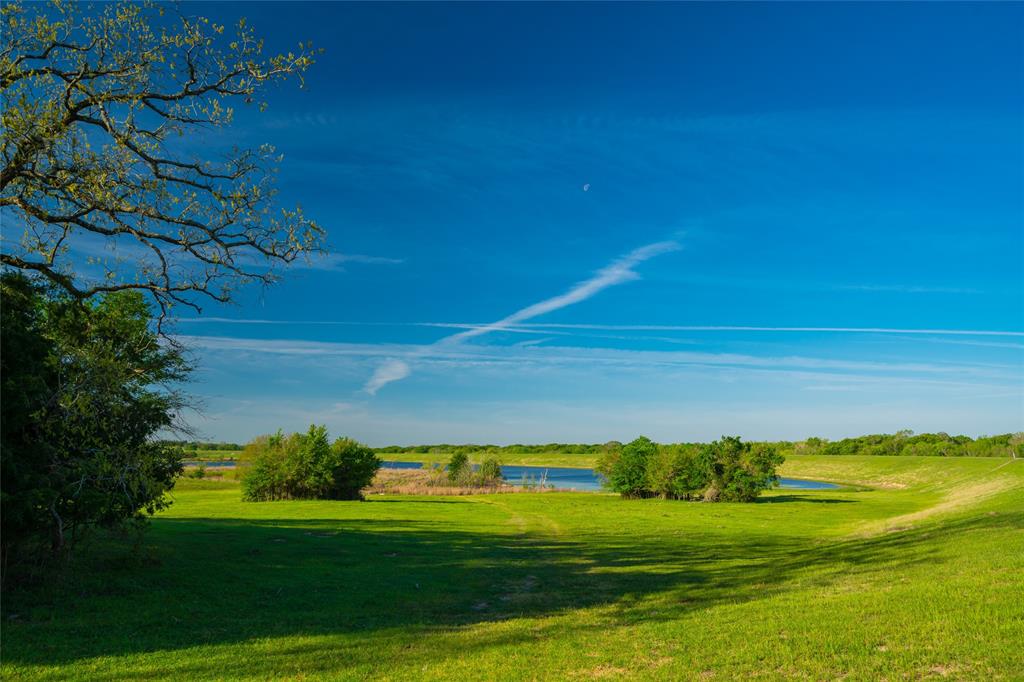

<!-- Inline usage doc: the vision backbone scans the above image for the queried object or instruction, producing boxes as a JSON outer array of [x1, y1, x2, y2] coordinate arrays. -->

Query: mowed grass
[[3, 456, 1022, 680]]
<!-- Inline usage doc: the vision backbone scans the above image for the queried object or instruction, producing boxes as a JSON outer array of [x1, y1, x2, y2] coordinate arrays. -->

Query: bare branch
[[1, 0, 325, 325]]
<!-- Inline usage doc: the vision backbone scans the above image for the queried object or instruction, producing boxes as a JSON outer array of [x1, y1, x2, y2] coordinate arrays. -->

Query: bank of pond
[[185, 459, 838, 493], [380, 461, 838, 492]]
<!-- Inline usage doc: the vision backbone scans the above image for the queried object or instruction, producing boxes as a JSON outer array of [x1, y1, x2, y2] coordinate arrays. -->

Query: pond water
[[381, 461, 838, 492]]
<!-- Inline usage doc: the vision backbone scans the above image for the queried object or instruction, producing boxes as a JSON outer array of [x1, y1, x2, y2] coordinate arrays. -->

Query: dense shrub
[[1, 275, 188, 575], [325, 438, 383, 500], [600, 436, 659, 498], [447, 452, 470, 484], [478, 457, 504, 483], [240, 426, 380, 501], [699, 437, 784, 502], [599, 435, 782, 502], [646, 444, 707, 500]]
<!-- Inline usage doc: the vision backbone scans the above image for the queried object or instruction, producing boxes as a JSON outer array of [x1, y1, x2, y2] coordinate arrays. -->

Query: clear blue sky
[[178, 2, 1023, 445]]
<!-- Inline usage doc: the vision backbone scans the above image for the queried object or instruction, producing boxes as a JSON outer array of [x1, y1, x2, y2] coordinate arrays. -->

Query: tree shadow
[[3, 503, 1019, 677], [757, 494, 855, 504]]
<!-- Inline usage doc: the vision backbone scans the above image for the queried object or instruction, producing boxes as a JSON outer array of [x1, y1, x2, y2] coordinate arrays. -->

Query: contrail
[[363, 240, 682, 394], [502, 324, 1024, 337], [174, 320, 1022, 338]]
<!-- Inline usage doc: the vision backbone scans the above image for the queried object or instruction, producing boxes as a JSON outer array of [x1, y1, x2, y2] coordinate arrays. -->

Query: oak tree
[[1, 0, 324, 323]]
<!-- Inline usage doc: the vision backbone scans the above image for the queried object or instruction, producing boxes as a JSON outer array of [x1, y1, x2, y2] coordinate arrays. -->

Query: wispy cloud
[[835, 284, 983, 294], [514, 337, 556, 347], [442, 241, 682, 344], [264, 112, 339, 130], [178, 335, 1019, 389], [364, 359, 411, 395], [173, 318, 1023, 338], [301, 252, 405, 270], [498, 324, 1024, 337], [362, 240, 682, 393]]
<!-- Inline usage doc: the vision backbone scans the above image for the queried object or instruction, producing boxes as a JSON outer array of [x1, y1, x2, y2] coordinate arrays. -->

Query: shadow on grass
[[757, 494, 855, 504], [2, 503, 1020, 677]]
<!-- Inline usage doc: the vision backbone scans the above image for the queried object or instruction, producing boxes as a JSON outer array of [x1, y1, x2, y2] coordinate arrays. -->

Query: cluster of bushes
[[793, 431, 1022, 458], [597, 436, 784, 502], [367, 456, 510, 496], [437, 453, 505, 487], [240, 426, 380, 501]]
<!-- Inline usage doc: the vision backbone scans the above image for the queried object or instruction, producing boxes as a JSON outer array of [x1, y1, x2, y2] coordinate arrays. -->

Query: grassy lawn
[[3, 456, 1021, 680]]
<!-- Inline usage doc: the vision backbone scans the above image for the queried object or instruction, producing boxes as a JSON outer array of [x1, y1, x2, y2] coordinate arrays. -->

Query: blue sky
[[176, 2, 1022, 444]]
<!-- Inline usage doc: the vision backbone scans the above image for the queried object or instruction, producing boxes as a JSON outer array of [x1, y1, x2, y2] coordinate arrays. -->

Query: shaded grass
[[2, 458, 1022, 680]]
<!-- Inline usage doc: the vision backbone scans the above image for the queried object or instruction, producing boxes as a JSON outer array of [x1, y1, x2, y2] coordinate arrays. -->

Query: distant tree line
[[598, 436, 784, 502], [373, 431, 1022, 459], [791, 431, 1022, 458], [160, 441, 244, 453], [373, 442, 618, 455]]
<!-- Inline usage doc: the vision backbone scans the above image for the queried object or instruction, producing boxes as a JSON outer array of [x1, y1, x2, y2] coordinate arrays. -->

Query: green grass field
[[3, 455, 1022, 680], [379, 450, 603, 469], [181, 449, 240, 462]]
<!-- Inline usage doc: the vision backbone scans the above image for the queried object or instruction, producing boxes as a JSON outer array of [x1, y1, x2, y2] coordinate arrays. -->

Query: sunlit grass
[[3, 457, 1021, 680]]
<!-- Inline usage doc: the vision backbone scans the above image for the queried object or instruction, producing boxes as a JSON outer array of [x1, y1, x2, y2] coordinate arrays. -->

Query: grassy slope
[[3, 456, 1022, 681]]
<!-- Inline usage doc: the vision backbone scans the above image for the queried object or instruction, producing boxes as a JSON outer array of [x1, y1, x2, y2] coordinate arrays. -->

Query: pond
[[381, 461, 838, 492]]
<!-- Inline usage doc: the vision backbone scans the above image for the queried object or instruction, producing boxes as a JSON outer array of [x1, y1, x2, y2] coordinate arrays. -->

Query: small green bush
[[478, 457, 503, 483], [447, 452, 470, 484]]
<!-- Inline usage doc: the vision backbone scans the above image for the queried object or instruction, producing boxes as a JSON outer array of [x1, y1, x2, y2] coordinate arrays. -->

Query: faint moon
[[582, 183, 590, 192]]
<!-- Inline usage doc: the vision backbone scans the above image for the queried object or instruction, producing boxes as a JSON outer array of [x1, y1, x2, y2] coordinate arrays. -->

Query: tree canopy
[[597, 436, 784, 502], [1, 0, 324, 322], [1, 273, 189, 576]]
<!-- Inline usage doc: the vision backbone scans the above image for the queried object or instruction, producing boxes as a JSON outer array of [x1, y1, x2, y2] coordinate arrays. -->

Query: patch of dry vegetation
[[364, 468, 565, 495]]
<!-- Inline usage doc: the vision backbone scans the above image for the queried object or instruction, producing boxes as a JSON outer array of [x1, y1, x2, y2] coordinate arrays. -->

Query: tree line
[[373, 431, 1023, 459], [373, 443, 617, 455], [161, 440, 245, 452], [793, 431, 1022, 458]]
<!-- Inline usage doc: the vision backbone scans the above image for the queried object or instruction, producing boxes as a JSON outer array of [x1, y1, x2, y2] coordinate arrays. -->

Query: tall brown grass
[[364, 468, 563, 496]]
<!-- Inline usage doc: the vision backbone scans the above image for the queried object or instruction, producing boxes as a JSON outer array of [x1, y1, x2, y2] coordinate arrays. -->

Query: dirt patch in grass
[[572, 664, 629, 679]]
